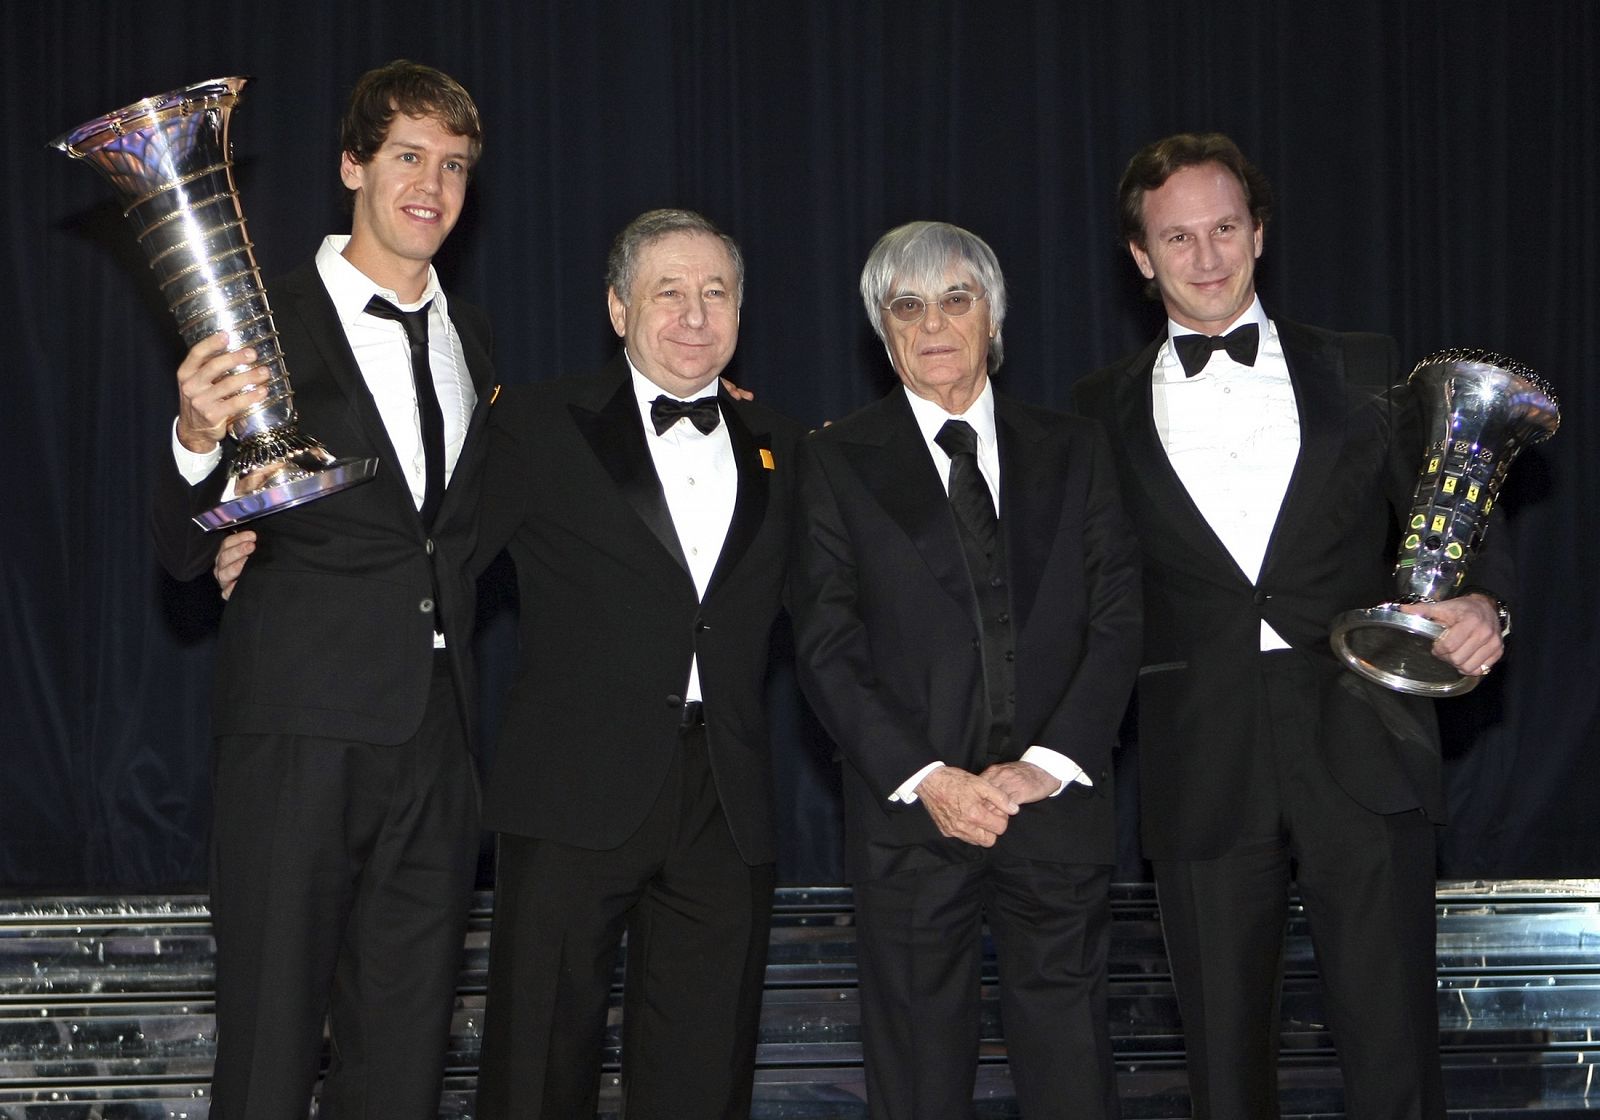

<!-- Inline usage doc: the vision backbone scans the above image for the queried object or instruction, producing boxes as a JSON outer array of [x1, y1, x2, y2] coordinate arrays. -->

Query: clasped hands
[[914, 761, 1058, 848]]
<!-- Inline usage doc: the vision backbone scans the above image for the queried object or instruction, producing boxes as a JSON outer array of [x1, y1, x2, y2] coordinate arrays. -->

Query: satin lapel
[[277, 267, 414, 522], [439, 307, 495, 524], [1261, 320, 1347, 573], [994, 398, 1057, 634], [1113, 334, 1251, 582], [842, 392, 974, 616], [704, 390, 770, 598], [568, 362, 691, 575]]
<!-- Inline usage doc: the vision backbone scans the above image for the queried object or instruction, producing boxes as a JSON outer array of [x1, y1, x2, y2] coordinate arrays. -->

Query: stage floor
[[3, 880, 1598, 1117]]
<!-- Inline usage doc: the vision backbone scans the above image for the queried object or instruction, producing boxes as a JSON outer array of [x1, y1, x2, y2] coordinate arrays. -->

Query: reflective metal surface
[[1331, 349, 1560, 696], [50, 78, 378, 530], [3, 883, 1599, 1117]]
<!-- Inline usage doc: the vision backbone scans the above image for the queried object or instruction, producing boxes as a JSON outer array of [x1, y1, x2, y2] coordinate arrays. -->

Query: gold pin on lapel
[[759, 448, 775, 470], [489, 384, 502, 405]]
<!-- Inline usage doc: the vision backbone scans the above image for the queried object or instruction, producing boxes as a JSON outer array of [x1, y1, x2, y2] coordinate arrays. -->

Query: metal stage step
[[2, 881, 1597, 1117]]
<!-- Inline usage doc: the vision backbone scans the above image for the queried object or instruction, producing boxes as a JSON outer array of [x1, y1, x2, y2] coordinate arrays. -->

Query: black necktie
[[934, 419, 997, 552], [1173, 322, 1260, 378], [650, 394, 721, 436], [366, 295, 445, 528]]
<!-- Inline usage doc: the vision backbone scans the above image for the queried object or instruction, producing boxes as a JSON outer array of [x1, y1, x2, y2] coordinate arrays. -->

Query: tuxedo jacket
[[790, 388, 1142, 883], [152, 260, 495, 747], [1072, 320, 1513, 861], [475, 355, 803, 866]]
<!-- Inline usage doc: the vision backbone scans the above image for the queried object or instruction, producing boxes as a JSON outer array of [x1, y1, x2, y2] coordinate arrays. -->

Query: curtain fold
[[4, 0, 1594, 888]]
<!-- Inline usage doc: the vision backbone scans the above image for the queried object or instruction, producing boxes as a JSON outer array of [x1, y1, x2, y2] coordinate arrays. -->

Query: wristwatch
[[1493, 598, 1512, 639]]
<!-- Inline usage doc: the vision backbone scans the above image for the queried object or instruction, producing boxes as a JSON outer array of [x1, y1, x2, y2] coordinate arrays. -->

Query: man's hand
[[1400, 593, 1504, 677], [978, 760, 1059, 806], [213, 530, 256, 601], [176, 332, 269, 453], [719, 376, 754, 402], [914, 766, 1017, 847]]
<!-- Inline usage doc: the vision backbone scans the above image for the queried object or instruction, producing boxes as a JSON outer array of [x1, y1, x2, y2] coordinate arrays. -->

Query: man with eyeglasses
[[790, 221, 1142, 1119]]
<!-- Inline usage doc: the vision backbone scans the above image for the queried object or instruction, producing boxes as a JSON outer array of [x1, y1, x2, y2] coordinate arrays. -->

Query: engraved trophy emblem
[[51, 77, 378, 530], [1330, 349, 1559, 696]]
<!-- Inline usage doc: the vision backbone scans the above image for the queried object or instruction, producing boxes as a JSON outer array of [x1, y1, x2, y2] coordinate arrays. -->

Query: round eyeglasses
[[882, 289, 986, 323]]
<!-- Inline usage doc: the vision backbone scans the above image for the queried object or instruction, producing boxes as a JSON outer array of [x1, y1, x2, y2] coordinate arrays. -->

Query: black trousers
[[476, 724, 775, 1120], [1153, 651, 1444, 1120], [207, 652, 481, 1120], [852, 852, 1119, 1120]]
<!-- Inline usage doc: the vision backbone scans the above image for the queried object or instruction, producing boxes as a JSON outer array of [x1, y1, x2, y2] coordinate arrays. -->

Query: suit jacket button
[[1253, 590, 1269, 605], [666, 694, 682, 707], [425, 538, 435, 555], [419, 598, 435, 613], [696, 620, 711, 632]]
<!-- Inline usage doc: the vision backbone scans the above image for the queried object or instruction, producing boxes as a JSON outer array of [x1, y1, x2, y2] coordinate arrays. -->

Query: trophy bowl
[[51, 77, 377, 530], [1329, 349, 1559, 697]]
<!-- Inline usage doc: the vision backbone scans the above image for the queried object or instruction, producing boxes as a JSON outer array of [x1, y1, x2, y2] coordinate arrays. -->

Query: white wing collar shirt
[[629, 359, 737, 705], [893, 378, 1089, 803], [1152, 294, 1299, 651]]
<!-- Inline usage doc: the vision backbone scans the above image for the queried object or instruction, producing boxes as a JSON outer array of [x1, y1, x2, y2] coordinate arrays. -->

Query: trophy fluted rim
[[49, 76, 250, 157], [1410, 347, 1561, 415]]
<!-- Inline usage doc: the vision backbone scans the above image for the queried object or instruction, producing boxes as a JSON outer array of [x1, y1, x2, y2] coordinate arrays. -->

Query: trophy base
[[1329, 605, 1479, 698], [193, 456, 379, 531]]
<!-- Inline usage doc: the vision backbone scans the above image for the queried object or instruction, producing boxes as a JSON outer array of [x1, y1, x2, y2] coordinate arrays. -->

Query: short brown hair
[[1117, 132, 1272, 249], [340, 60, 483, 176]]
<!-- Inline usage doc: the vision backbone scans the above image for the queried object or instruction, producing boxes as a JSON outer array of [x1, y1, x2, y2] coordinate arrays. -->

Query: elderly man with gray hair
[[791, 221, 1142, 1119]]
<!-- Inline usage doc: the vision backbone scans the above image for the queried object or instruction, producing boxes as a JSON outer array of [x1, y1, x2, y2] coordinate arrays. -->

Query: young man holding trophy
[[151, 62, 492, 1118], [1073, 133, 1511, 1118]]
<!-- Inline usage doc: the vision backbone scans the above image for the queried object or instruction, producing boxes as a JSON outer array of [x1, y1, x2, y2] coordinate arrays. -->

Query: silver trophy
[[1330, 349, 1559, 696], [51, 77, 377, 530]]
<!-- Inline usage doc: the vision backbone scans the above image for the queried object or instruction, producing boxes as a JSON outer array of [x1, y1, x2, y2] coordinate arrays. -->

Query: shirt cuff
[[172, 419, 223, 486], [889, 761, 945, 804], [1020, 746, 1090, 797]]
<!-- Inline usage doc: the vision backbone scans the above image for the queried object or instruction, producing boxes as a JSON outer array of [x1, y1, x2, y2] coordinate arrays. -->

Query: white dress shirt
[[1152, 297, 1299, 651], [628, 360, 737, 704], [891, 380, 1088, 804]]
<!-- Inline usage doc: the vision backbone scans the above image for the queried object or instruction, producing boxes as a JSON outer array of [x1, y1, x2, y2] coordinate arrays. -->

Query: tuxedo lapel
[[842, 393, 975, 616], [277, 267, 417, 524], [1113, 334, 1252, 583], [704, 391, 771, 599], [995, 398, 1057, 634], [568, 361, 692, 575], [1261, 320, 1348, 573], [438, 306, 494, 526]]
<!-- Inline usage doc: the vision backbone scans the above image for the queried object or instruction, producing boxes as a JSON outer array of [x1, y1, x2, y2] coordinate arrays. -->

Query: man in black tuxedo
[[472, 209, 803, 1119], [790, 221, 1142, 1120], [1072, 133, 1511, 1119], [153, 62, 491, 1119]]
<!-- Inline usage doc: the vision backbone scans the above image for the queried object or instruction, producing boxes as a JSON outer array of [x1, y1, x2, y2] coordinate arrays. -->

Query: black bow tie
[[650, 394, 721, 436], [1173, 323, 1260, 378]]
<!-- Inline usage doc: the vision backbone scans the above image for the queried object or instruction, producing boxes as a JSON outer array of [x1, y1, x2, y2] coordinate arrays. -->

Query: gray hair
[[606, 208, 745, 306], [859, 221, 1007, 372]]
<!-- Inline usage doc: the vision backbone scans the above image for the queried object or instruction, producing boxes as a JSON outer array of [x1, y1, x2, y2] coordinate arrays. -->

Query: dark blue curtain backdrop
[[3, 1, 1594, 890]]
